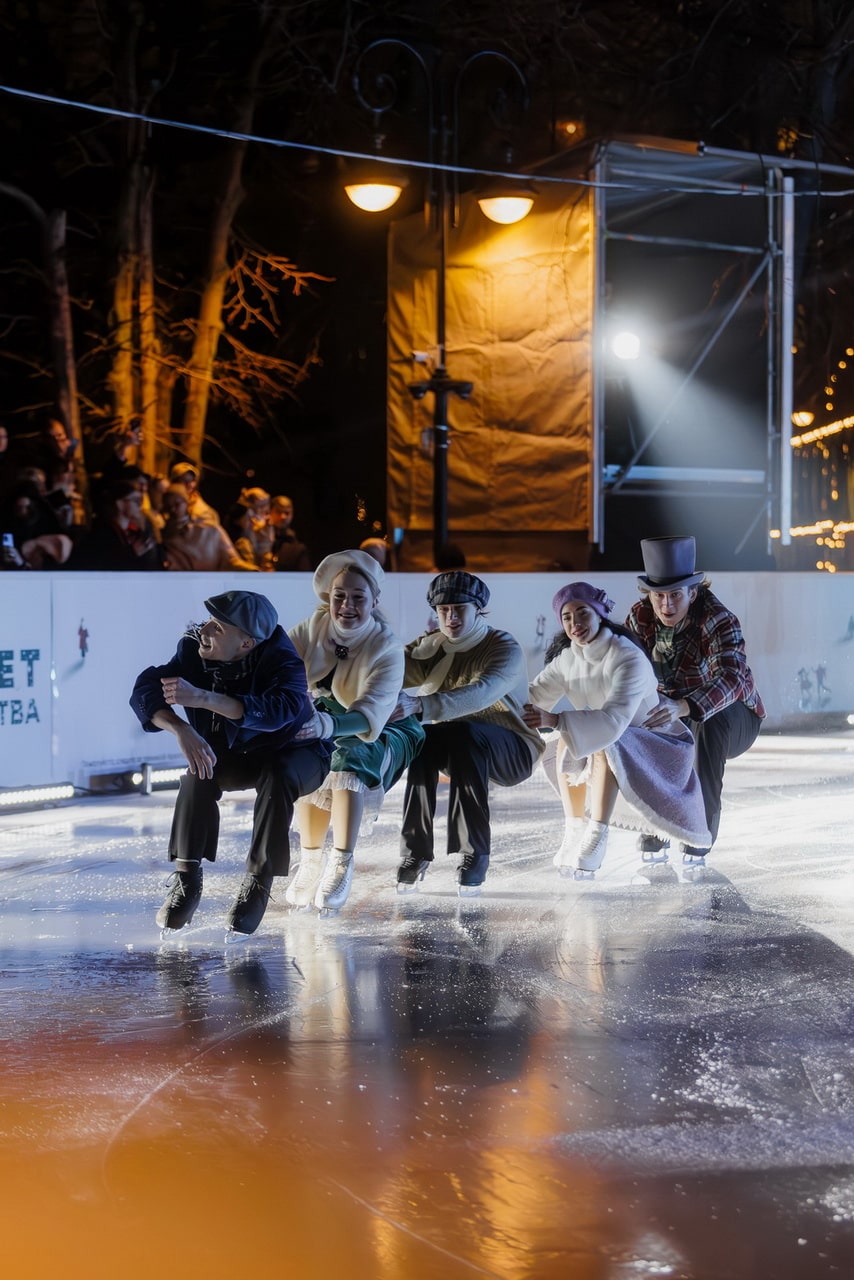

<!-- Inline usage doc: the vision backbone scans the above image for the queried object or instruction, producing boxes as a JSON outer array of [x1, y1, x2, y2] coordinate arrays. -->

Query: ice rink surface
[[1, 731, 853, 1279]]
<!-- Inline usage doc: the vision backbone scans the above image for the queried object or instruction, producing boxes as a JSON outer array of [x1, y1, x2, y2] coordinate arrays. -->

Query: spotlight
[[611, 330, 641, 361]]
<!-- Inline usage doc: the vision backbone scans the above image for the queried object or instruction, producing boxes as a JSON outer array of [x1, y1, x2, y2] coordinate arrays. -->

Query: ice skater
[[130, 590, 331, 937], [625, 536, 765, 865], [391, 570, 544, 895], [286, 550, 424, 915], [524, 582, 709, 877]]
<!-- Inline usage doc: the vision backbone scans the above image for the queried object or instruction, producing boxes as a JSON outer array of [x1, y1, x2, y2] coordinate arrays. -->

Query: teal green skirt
[[316, 696, 425, 792]]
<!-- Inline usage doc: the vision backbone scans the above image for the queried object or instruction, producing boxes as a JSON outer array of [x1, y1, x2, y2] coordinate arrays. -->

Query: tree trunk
[[44, 208, 87, 504], [180, 5, 281, 463]]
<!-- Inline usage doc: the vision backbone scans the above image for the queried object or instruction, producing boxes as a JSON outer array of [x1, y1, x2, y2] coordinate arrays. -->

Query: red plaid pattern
[[626, 589, 766, 723]]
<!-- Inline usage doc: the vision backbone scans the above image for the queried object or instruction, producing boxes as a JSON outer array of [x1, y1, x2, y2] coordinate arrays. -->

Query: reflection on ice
[[0, 735, 853, 1276]]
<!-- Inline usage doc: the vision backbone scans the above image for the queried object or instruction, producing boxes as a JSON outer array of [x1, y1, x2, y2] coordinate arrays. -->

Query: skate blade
[[641, 850, 670, 864], [572, 867, 596, 880], [224, 927, 252, 945], [316, 905, 342, 918], [457, 883, 483, 898], [396, 881, 421, 895]]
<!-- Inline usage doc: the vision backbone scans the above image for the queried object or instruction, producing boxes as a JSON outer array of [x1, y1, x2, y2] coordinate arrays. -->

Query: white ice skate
[[572, 822, 609, 880], [552, 820, 583, 871], [285, 848, 325, 910], [314, 849, 354, 916]]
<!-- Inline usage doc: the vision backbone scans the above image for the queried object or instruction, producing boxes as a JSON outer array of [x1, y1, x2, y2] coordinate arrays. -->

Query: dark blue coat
[[130, 625, 315, 755]]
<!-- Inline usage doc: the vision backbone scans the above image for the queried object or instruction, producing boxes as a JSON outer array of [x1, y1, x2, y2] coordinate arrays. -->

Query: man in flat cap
[[626, 536, 765, 865], [130, 590, 330, 936], [391, 571, 544, 895]]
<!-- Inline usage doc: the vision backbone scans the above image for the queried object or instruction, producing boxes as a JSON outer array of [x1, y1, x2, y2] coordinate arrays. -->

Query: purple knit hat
[[552, 582, 615, 623]]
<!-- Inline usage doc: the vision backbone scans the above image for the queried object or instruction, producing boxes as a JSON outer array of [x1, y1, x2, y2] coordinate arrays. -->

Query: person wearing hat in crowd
[[169, 461, 221, 527], [130, 591, 331, 937], [286, 550, 424, 914], [625, 536, 766, 864], [523, 582, 710, 877], [390, 571, 544, 895], [160, 485, 259, 572]]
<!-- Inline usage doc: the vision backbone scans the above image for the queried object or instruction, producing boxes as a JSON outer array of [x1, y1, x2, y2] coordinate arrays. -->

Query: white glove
[[295, 709, 336, 741]]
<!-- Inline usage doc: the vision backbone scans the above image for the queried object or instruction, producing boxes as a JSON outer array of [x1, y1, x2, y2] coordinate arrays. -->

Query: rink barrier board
[[0, 571, 851, 789]]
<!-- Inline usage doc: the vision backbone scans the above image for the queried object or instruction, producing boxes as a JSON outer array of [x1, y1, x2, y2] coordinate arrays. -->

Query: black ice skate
[[396, 854, 431, 894], [226, 871, 273, 937], [636, 833, 671, 864], [457, 852, 489, 897], [156, 865, 203, 932]]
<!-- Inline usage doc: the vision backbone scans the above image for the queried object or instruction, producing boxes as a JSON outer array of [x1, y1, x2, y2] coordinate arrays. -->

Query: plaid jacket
[[625, 588, 766, 723]]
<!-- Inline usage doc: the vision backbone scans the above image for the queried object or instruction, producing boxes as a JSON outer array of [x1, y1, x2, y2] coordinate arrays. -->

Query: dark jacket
[[625, 588, 765, 723], [130, 624, 316, 754]]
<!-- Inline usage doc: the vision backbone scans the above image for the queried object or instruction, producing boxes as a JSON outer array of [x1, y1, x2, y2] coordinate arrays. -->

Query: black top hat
[[637, 536, 705, 592]]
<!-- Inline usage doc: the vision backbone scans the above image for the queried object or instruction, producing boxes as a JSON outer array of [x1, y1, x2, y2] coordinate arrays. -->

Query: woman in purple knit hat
[[524, 581, 709, 878]]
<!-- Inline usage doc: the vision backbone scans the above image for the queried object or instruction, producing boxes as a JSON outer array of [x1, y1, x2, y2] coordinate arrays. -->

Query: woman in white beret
[[288, 549, 424, 914]]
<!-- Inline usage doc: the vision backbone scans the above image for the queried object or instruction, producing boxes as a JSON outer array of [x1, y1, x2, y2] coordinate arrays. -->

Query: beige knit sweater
[[404, 627, 544, 764]]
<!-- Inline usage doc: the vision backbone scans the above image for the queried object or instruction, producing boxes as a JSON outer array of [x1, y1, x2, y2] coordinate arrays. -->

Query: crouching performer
[[287, 550, 424, 915], [392, 571, 544, 895], [130, 590, 331, 937], [524, 582, 709, 878]]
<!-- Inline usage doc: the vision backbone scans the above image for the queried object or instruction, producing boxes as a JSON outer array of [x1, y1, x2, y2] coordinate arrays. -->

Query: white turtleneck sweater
[[528, 628, 660, 760]]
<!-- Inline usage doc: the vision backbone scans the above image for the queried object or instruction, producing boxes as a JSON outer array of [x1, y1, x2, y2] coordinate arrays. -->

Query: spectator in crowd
[[29, 417, 77, 475], [225, 497, 271, 571], [69, 478, 161, 570], [0, 476, 72, 569], [44, 459, 87, 546], [524, 581, 709, 877], [432, 541, 467, 572], [238, 486, 275, 568], [358, 536, 390, 569], [286, 550, 424, 915], [130, 590, 331, 936], [145, 473, 170, 542], [391, 571, 544, 895], [625, 536, 766, 865], [161, 485, 258, 571], [0, 423, 11, 503], [169, 462, 221, 527], [97, 418, 145, 487], [270, 494, 312, 571]]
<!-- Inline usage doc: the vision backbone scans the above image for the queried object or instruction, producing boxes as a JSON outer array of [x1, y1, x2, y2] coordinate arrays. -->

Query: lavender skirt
[[542, 724, 711, 847]]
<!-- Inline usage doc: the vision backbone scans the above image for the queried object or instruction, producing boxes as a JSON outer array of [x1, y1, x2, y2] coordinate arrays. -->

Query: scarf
[[300, 607, 383, 700], [408, 614, 491, 694]]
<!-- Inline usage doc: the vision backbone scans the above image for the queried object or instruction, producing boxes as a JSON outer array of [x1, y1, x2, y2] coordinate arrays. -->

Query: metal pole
[[779, 175, 795, 547]]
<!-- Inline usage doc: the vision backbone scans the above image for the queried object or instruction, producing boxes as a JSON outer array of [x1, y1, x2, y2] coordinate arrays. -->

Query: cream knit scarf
[[408, 615, 490, 694]]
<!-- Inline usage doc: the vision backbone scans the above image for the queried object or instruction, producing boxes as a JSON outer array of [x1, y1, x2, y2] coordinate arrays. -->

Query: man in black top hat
[[625, 536, 765, 863], [130, 590, 331, 935]]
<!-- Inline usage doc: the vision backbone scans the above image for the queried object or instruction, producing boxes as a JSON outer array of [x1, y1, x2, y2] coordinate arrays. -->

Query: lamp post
[[347, 39, 531, 564]]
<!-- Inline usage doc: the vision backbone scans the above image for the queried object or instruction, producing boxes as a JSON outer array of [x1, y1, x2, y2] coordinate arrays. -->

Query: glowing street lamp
[[346, 39, 532, 562]]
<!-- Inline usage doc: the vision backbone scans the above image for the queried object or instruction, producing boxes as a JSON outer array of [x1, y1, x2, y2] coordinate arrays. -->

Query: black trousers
[[691, 701, 762, 844], [168, 742, 329, 876], [400, 721, 535, 862]]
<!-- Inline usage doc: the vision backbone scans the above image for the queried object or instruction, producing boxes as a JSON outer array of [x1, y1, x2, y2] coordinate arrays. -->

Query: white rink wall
[[1, 570, 852, 789]]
